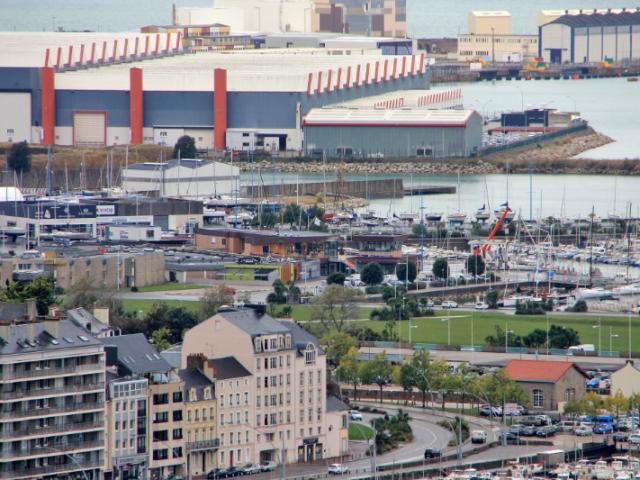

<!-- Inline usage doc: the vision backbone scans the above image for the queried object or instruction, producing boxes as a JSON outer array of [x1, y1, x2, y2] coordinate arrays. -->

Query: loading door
[[73, 112, 106, 146]]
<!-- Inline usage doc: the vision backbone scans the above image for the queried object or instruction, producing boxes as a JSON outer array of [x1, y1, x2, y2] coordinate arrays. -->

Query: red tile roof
[[503, 359, 585, 383]]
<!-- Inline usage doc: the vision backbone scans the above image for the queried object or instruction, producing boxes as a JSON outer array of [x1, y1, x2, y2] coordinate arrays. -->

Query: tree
[[200, 285, 234, 319], [567, 300, 588, 313], [283, 204, 303, 228], [361, 352, 393, 402], [481, 371, 528, 411], [485, 325, 523, 348], [311, 284, 360, 332], [172, 135, 197, 159], [396, 260, 417, 284], [485, 289, 499, 309], [7, 141, 32, 174], [335, 347, 365, 401], [361, 263, 384, 286], [151, 326, 172, 352], [605, 390, 629, 418], [251, 211, 278, 228], [547, 325, 580, 349], [321, 329, 357, 367], [432, 257, 449, 280], [266, 280, 300, 305], [465, 254, 485, 276], [393, 363, 416, 405], [143, 303, 199, 344], [1, 277, 57, 315], [326, 272, 346, 286], [522, 329, 548, 348]]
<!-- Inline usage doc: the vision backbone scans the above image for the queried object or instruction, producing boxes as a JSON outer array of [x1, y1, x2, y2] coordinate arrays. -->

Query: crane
[[473, 206, 512, 257]]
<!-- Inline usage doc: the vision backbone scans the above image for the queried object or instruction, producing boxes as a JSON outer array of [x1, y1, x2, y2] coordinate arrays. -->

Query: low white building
[[122, 159, 240, 198]]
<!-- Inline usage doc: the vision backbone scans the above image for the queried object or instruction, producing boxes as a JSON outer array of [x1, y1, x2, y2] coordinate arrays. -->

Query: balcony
[[0, 421, 103, 440], [0, 401, 104, 421], [0, 459, 103, 479], [0, 439, 104, 460], [0, 362, 105, 381], [0, 382, 105, 401], [186, 438, 220, 452]]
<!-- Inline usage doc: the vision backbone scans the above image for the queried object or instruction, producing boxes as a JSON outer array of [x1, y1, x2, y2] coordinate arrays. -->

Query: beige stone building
[[611, 361, 640, 398], [182, 305, 338, 466], [503, 359, 588, 411], [457, 10, 537, 63], [179, 365, 219, 477]]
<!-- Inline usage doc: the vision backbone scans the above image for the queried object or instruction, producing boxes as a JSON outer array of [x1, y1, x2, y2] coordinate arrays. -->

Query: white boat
[[398, 212, 418, 222], [501, 295, 535, 308], [475, 205, 491, 221], [447, 212, 466, 225], [575, 287, 614, 300], [425, 212, 442, 222]]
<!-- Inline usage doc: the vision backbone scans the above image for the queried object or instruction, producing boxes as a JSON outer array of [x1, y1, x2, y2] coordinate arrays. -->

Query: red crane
[[473, 206, 512, 257]]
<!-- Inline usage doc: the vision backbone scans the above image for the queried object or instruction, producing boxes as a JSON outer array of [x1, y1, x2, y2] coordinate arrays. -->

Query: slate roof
[[503, 359, 587, 383], [219, 308, 291, 337], [0, 303, 29, 322], [279, 320, 324, 354], [326, 394, 349, 412], [0, 319, 102, 355], [178, 368, 215, 402], [67, 307, 111, 336], [549, 10, 640, 28], [101, 333, 172, 375], [208, 356, 251, 380]]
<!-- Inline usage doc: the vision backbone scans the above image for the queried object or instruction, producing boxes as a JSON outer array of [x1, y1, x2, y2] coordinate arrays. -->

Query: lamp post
[[610, 327, 619, 355], [408, 323, 418, 345], [593, 320, 602, 355], [441, 315, 451, 345]]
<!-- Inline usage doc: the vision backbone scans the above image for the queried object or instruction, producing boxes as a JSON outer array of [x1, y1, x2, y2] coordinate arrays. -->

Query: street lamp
[[441, 316, 451, 345], [592, 320, 602, 355], [610, 326, 619, 355], [408, 323, 418, 345]]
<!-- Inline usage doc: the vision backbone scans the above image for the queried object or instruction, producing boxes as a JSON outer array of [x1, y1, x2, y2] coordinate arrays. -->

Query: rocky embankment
[[240, 129, 638, 176]]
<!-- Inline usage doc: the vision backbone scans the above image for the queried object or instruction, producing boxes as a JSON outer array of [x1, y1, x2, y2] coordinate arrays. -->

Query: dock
[[404, 185, 455, 195]]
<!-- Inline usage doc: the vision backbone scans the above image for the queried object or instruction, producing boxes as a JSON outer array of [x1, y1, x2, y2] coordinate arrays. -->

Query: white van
[[471, 430, 487, 444], [567, 344, 596, 355]]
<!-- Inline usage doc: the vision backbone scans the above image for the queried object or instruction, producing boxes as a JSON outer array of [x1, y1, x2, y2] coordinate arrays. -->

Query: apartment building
[[182, 305, 335, 466], [178, 367, 219, 477], [0, 308, 106, 480], [102, 333, 176, 480]]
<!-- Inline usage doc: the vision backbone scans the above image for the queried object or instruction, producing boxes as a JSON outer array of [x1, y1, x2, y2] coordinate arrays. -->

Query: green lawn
[[121, 299, 201, 316], [292, 305, 375, 322], [355, 310, 638, 352], [349, 423, 374, 441], [135, 283, 208, 293]]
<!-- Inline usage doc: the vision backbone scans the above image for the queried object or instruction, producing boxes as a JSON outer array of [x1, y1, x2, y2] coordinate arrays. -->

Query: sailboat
[[447, 172, 466, 225], [475, 204, 491, 222], [494, 202, 515, 223]]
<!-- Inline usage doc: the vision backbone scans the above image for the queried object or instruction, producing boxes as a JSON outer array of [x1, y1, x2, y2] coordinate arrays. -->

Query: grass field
[[135, 283, 208, 293], [356, 310, 639, 352], [348, 423, 374, 441], [121, 299, 201, 316], [289, 305, 375, 322]]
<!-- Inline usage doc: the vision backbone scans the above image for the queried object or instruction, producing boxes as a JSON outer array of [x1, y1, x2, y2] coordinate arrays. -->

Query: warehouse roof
[[547, 9, 640, 28], [303, 108, 478, 127], [503, 359, 588, 383], [470, 11, 511, 17]]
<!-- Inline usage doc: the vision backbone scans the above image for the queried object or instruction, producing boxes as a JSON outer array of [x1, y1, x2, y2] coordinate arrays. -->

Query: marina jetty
[[242, 179, 455, 200]]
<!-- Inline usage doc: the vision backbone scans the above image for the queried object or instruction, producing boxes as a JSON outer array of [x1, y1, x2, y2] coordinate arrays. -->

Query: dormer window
[[305, 344, 316, 365], [285, 335, 292, 348], [189, 388, 197, 402], [254, 337, 262, 352], [204, 387, 211, 400]]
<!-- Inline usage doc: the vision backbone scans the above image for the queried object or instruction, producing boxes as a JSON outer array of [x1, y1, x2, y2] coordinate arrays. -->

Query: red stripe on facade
[[129, 67, 143, 145], [41, 67, 55, 145], [307, 73, 313, 95], [214, 68, 228, 150]]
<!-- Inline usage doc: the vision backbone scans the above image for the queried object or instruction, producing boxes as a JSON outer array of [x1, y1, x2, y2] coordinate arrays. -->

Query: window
[[257, 396, 261, 407], [244, 392, 249, 405], [299, 372, 304, 386], [173, 391, 183, 403], [257, 377, 261, 389], [221, 433, 225, 445], [153, 393, 169, 405], [270, 357, 277, 368], [565, 388, 576, 401], [172, 447, 183, 458], [287, 411, 291, 422], [173, 428, 183, 440], [153, 449, 168, 460], [220, 413, 225, 426], [270, 376, 277, 387], [236, 393, 240, 404], [279, 356, 283, 367], [245, 411, 249, 423], [286, 392, 291, 405], [229, 394, 233, 406], [317, 370, 322, 384], [173, 410, 183, 422], [256, 359, 261, 370], [533, 389, 544, 408], [300, 391, 304, 405], [286, 374, 291, 385], [204, 388, 212, 400], [287, 354, 291, 366], [305, 345, 316, 365]]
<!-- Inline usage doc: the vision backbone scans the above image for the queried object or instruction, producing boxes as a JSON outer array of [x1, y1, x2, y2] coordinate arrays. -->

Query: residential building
[[178, 366, 219, 477], [503, 359, 588, 411], [182, 305, 336, 465], [457, 11, 537, 62], [611, 360, 640, 397], [0, 308, 106, 480], [325, 395, 349, 461], [102, 333, 177, 480]]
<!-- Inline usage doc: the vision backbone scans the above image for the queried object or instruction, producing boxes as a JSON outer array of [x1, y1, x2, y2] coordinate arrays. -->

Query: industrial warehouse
[[0, 31, 436, 154]]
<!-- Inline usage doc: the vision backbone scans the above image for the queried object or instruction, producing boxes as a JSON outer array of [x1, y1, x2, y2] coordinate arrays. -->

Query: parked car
[[471, 430, 488, 444], [536, 425, 556, 437], [241, 463, 262, 475], [575, 425, 592, 436], [509, 424, 525, 435], [424, 448, 442, 459], [261, 462, 277, 472], [328, 464, 350, 475], [558, 420, 577, 433], [349, 410, 363, 421], [502, 431, 520, 443], [628, 433, 640, 444], [614, 431, 630, 442], [522, 425, 537, 436], [237, 256, 261, 265], [208, 469, 228, 479], [479, 404, 501, 417], [225, 466, 243, 477], [474, 302, 489, 310], [442, 300, 458, 309], [593, 423, 614, 434]]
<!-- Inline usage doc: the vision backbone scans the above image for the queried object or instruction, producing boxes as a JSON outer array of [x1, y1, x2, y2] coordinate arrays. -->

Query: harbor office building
[[303, 108, 483, 158], [538, 9, 640, 64]]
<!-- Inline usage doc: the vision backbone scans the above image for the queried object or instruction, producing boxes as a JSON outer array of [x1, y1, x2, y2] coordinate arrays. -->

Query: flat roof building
[[303, 108, 483, 158]]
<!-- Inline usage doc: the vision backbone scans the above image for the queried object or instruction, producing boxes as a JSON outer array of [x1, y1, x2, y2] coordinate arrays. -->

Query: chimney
[[43, 317, 60, 339], [244, 304, 267, 317], [187, 353, 206, 371], [25, 299, 37, 320]]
